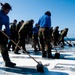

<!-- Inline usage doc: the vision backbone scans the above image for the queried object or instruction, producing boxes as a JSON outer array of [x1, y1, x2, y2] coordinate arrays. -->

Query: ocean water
[[64, 38, 75, 41]]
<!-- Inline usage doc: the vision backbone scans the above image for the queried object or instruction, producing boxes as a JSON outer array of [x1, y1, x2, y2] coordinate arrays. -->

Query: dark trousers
[[39, 28, 52, 54], [33, 34, 40, 50], [0, 32, 10, 62], [14, 33, 26, 52], [8, 38, 16, 51]]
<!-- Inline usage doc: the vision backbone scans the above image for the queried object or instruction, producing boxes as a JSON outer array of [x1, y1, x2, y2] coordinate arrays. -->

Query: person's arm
[[5, 17, 11, 37], [47, 17, 51, 29]]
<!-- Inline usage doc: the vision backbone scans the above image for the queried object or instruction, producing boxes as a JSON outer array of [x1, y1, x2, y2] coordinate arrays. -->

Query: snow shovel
[[0, 30, 44, 73], [65, 41, 72, 47], [66, 37, 75, 46], [54, 46, 60, 59]]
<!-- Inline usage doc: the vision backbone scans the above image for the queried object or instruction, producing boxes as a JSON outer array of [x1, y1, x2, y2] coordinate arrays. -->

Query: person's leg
[[35, 34, 40, 51], [7, 41, 12, 51], [12, 39, 16, 51], [46, 43, 53, 58], [40, 37, 46, 57], [45, 28, 53, 58], [14, 41, 20, 54], [14, 33, 21, 54], [0, 32, 16, 67], [0, 42, 16, 67], [1, 43, 11, 62], [22, 38, 29, 53], [38, 28, 46, 57]]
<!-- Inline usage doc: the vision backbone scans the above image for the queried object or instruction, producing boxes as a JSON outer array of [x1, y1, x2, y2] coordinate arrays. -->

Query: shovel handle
[[0, 30, 39, 64]]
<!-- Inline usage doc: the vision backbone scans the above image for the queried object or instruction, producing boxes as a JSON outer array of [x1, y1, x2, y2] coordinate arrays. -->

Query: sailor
[[14, 19, 34, 54], [59, 28, 69, 46], [49, 27, 53, 45], [32, 23, 40, 52], [52, 26, 60, 46], [0, 3, 16, 67], [16, 20, 24, 42], [38, 11, 53, 58], [7, 19, 17, 51]]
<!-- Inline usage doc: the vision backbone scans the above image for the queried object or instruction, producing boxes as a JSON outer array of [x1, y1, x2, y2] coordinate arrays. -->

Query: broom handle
[[0, 30, 39, 64]]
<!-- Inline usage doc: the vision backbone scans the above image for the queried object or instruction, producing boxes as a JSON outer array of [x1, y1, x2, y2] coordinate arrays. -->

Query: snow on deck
[[0, 44, 75, 75]]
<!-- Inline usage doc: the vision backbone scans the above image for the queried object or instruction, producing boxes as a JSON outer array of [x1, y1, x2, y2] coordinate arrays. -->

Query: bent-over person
[[14, 19, 34, 54]]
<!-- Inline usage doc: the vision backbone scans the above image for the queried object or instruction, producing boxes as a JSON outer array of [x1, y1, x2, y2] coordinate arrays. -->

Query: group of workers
[[0, 2, 68, 68]]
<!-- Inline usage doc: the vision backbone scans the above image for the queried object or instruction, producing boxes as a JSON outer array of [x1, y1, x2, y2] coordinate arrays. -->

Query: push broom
[[66, 37, 75, 46], [0, 30, 44, 73]]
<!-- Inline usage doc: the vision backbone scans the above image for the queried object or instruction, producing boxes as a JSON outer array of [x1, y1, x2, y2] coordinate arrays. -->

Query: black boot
[[14, 49, 20, 54], [14, 51, 20, 54], [42, 51, 47, 58], [47, 50, 54, 58], [5, 62, 16, 67], [34, 48, 38, 52], [54, 52, 60, 59], [48, 53, 54, 58]]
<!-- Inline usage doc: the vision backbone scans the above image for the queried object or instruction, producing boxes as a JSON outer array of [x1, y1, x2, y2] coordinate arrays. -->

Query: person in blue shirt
[[0, 3, 16, 67], [32, 23, 40, 52], [38, 11, 51, 29], [38, 11, 53, 58]]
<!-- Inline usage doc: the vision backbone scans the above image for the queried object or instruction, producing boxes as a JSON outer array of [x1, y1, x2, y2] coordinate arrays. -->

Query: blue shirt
[[0, 10, 11, 37], [38, 14, 51, 29], [33, 26, 38, 34]]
